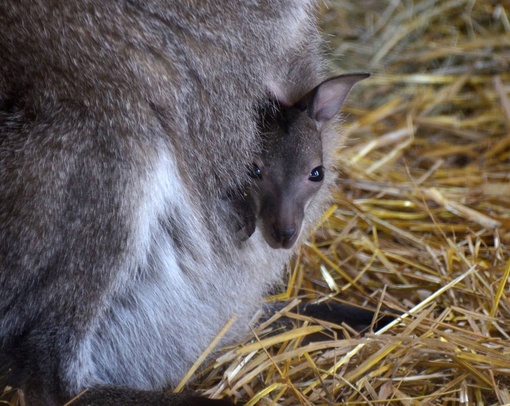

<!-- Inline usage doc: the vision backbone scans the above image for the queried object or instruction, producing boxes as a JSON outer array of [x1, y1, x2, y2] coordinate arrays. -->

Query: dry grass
[[191, 1, 510, 405]]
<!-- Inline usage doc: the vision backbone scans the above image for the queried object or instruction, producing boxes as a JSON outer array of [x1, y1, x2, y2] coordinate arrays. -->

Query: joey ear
[[298, 73, 370, 125]]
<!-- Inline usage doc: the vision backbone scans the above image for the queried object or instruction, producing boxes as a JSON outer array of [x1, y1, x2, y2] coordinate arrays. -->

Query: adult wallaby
[[238, 74, 370, 249], [0, 1, 377, 405]]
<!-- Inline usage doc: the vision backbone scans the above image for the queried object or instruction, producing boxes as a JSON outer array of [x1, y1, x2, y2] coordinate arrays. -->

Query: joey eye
[[248, 163, 262, 179], [308, 166, 324, 182]]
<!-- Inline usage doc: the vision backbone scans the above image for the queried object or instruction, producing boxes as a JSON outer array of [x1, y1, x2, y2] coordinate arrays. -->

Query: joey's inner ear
[[298, 73, 370, 123]]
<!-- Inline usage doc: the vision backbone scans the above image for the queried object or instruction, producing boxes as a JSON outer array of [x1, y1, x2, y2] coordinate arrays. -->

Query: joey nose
[[272, 227, 297, 247]]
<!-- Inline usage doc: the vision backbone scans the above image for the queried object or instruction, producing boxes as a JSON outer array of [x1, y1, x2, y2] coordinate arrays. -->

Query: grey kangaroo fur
[[0, 1, 371, 405]]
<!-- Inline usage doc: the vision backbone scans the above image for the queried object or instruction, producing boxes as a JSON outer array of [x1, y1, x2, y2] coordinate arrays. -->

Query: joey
[[240, 74, 370, 249]]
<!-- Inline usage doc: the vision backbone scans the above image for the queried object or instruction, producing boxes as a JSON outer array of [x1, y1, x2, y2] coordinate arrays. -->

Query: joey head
[[241, 74, 369, 249]]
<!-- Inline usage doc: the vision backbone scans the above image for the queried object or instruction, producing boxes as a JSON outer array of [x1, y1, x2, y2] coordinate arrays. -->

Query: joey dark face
[[246, 73, 370, 249], [248, 109, 324, 249]]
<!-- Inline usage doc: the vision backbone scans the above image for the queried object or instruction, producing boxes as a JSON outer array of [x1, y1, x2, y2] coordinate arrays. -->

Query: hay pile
[[194, 1, 510, 405]]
